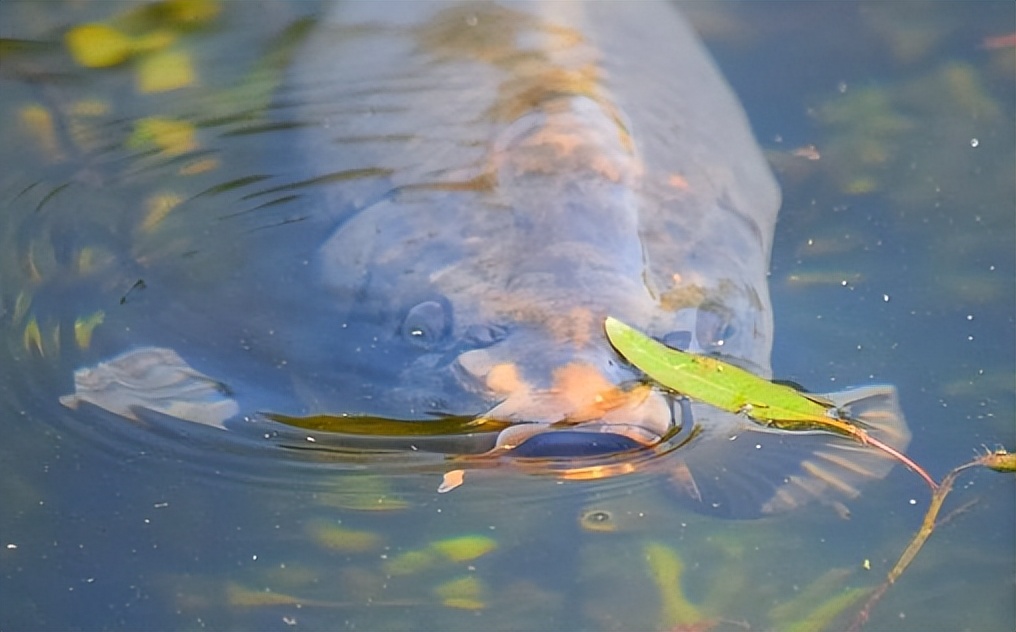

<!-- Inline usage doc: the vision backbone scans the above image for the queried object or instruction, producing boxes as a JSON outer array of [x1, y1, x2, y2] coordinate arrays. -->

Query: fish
[[59, 1, 910, 516]]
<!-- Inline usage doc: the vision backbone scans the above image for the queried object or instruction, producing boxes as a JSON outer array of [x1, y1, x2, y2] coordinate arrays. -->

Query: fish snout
[[454, 341, 676, 457]]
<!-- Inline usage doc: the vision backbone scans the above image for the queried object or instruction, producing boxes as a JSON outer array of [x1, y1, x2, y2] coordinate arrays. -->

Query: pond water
[[1, 2, 1013, 631]]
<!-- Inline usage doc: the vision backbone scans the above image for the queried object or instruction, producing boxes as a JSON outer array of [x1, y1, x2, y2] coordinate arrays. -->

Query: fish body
[[56, 1, 909, 515], [292, 1, 778, 430]]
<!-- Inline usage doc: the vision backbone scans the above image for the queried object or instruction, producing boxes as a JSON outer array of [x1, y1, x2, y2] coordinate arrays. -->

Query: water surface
[[1, 2, 1012, 630]]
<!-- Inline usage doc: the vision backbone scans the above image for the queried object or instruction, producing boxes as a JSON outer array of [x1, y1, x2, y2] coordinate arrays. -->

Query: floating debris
[[439, 469, 465, 493]]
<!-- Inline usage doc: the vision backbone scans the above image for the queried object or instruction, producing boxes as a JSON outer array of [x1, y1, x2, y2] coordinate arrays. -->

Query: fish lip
[[503, 429, 647, 458], [487, 389, 686, 458]]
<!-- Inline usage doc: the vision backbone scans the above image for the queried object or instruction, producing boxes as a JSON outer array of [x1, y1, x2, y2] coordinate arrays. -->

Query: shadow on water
[[0, 2, 1012, 631]]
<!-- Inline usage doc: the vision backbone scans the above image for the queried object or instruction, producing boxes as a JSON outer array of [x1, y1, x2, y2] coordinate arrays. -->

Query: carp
[[57, 2, 910, 516]]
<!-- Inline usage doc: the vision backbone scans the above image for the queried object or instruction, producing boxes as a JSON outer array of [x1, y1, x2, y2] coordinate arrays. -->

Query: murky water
[[1, 2, 1013, 631]]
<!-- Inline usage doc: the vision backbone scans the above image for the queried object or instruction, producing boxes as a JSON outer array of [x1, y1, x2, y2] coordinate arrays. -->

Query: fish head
[[317, 181, 773, 458]]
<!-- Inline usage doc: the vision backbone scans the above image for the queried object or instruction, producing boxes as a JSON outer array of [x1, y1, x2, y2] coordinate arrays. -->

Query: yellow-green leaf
[[429, 535, 497, 562], [433, 575, 486, 610], [604, 317, 858, 437], [65, 23, 133, 68]]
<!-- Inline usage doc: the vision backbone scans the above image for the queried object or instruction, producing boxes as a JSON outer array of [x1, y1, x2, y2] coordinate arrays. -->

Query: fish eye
[[661, 330, 692, 351], [695, 306, 736, 351], [464, 324, 507, 346], [400, 300, 451, 349]]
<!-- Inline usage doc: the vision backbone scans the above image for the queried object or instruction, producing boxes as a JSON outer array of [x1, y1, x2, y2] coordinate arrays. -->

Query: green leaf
[[604, 317, 858, 436]]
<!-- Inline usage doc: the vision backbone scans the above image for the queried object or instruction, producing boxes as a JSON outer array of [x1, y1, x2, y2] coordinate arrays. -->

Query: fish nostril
[[454, 349, 528, 398], [455, 348, 491, 378], [662, 330, 692, 351], [464, 324, 507, 346]]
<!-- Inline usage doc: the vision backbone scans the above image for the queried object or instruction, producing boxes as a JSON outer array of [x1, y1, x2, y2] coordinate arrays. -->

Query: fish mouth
[[504, 430, 646, 457], [489, 420, 672, 458], [455, 348, 683, 458], [479, 381, 692, 460]]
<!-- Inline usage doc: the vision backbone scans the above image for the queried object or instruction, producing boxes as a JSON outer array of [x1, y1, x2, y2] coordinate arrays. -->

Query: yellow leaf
[[130, 29, 177, 55], [74, 311, 105, 350], [136, 49, 195, 93], [19, 105, 63, 161], [65, 23, 133, 68], [162, 0, 222, 26], [130, 118, 197, 156], [141, 192, 184, 232], [384, 550, 436, 576], [23, 317, 44, 356], [430, 535, 497, 562], [434, 576, 486, 610], [307, 521, 382, 553]]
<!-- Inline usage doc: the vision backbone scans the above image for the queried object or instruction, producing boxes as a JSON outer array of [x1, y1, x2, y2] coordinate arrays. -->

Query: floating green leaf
[[604, 316, 937, 490], [605, 317, 848, 433]]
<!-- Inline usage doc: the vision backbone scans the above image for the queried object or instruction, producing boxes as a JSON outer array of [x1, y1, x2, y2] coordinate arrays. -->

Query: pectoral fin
[[59, 347, 239, 429], [673, 385, 911, 518], [758, 385, 911, 514]]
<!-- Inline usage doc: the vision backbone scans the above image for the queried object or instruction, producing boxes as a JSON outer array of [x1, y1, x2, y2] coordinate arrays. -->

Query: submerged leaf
[[307, 521, 382, 553], [226, 583, 304, 607], [433, 575, 486, 610], [768, 567, 854, 626], [785, 586, 868, 632], [643, 541, 702, 629], [384, 549, 437, 576], [430, 535, 498, 562]]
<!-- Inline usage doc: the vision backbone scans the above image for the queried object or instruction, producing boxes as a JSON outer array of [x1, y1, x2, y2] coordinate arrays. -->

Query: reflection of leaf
[[267, 413, 510, 437]]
